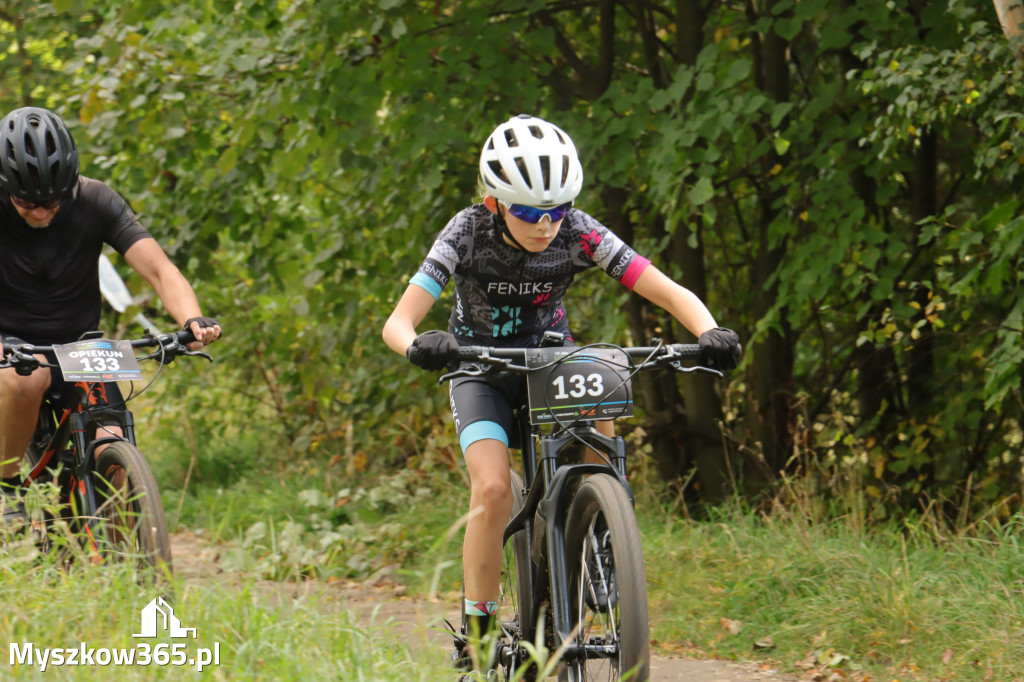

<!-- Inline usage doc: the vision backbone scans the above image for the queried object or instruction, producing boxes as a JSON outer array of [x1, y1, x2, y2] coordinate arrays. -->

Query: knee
[[471, 476, 514, 519], [0, 369, 50, 405]]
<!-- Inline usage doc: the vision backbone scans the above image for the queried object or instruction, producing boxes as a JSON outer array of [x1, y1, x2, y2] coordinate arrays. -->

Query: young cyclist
[[382, 114, 740, 673], [0, 106, 221, 523]]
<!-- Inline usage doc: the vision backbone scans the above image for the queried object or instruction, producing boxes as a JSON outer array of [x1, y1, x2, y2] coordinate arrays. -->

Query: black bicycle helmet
[[0, 107, 79, 203]]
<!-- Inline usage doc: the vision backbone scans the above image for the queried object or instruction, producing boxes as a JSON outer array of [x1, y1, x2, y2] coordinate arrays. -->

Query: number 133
[[551, 373, 604, 399]]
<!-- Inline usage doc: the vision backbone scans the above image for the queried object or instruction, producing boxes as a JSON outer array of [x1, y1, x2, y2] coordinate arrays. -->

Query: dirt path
[[171, 531, 800, 681]]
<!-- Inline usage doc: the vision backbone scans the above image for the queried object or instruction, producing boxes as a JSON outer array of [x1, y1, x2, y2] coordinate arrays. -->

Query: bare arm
[[382, 285, 437, 355], [630, 265, 718, 337], [123, 237, 221, 347]]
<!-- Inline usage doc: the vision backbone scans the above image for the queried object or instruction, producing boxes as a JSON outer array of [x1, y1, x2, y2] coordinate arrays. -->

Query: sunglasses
[[500, 200, 573, 224], [11, 196, 63, 211]]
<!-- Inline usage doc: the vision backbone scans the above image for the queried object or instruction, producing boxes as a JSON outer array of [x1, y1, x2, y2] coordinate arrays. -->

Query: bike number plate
[[525, 347, 634, 425], [52, 339, 142, 382]]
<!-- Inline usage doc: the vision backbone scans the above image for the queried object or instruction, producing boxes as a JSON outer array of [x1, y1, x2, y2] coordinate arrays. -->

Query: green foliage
[[3, 0, 1024, 519]]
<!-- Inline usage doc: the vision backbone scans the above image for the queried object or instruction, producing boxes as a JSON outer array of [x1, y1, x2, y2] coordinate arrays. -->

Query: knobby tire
[[561, 473, 650, 681], [94, 442, 173, 573]]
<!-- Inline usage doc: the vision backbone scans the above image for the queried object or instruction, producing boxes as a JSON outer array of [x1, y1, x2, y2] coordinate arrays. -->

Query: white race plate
[[53, 339, 142, 382]]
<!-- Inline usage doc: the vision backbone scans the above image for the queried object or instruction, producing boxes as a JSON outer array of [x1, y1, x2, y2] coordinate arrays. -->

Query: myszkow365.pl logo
[[9, 596, 221, 673]]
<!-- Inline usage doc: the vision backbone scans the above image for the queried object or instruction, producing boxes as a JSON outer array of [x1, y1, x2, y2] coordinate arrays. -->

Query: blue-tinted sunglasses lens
[[507, 202, 572, 223]]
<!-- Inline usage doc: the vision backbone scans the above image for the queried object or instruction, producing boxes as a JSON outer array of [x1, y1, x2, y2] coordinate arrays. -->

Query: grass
[[168, 463, 1024, 680], [0, 558, 454, 680], [640, 495, 1024, 681], [159, 465, 1024, 681], [5, 441, 1024, 680]]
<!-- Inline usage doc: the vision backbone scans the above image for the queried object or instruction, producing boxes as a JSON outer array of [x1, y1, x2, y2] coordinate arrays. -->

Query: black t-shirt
[[0, 176, 152, 344]]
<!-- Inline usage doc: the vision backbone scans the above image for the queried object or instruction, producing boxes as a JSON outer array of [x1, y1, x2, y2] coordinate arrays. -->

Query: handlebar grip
[[2, 341, 42, 355], [457, 346, 484, 360], [456, 346, 529, 362], [128, 329, 194, 349], [669, 343, 702, 358]]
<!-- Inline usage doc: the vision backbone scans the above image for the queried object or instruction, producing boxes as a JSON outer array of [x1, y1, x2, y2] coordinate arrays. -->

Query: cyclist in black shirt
[[0, 106, 221, 522], [383, 114, 740, 672]]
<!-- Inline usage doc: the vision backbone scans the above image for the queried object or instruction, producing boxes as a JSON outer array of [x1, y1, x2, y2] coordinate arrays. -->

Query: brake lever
[[182, 349, 214, 362], [4, 351, 57, 376], [139, 343, 214, 364], [667, 360, 724, 379], [438, 364, 490, 384]]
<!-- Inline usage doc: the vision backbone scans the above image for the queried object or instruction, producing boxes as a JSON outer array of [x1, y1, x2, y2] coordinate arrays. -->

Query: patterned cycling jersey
[[410, 203, 651, 347]]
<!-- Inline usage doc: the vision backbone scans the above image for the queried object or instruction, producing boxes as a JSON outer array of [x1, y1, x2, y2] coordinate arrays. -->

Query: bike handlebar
[[456, 343, 701, 364], [440, 341, 716, 383], [0, 329, 210, 373]]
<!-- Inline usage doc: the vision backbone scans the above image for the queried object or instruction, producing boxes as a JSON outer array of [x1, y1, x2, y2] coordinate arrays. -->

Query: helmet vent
[[514, 157, 531, 189], [504, 129, 518, 147], [22, 131, 37, 158], [540, 156, 551, 190], [487, 160, 508, 184], [529, 125, 543, 139]]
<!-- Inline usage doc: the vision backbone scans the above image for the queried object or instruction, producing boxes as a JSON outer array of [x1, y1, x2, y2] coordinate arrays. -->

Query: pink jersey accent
[[620, 256, 651, 290]]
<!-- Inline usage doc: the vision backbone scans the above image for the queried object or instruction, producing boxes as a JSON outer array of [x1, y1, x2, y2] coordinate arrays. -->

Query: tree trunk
[[907, 129, 937, 410], [993, 0, 1024, 58], [667, 0, 734, 503], [672, 217, 734, 502], [603, 188, 690, 483], [746, 0, 795, 479]]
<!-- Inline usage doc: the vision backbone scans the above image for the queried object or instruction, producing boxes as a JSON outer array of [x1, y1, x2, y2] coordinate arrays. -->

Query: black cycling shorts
[[449, 371, 528, 453]]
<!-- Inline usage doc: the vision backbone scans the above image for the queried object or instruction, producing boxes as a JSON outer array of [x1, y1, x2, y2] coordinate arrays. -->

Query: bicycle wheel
[[503, 469, 536, 679], [561, 473, 649, 681], [507, 470, 534, 632], [93, 442, 173, 573]]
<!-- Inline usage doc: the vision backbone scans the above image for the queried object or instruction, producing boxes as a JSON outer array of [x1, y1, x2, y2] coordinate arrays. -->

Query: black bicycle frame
[[27, 383, 137, 540], [504, 411, 636, 659]]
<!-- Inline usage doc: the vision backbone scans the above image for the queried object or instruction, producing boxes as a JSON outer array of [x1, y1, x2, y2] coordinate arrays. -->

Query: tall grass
[[0, 558, 455, 680], [159, 465, 1024, 681], [8, 407, 1024, 681], [641, 492, 1024, 681]]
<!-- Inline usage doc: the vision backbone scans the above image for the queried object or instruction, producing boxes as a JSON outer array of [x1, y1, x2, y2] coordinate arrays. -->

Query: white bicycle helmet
[[479, 114, 583, 207]]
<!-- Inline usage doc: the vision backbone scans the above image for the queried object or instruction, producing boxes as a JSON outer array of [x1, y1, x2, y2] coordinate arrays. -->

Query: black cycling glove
[[182, 317, 221, 347], [698, 327, 742, 370], [184, 316, 220, 331], [406, 330, 459, 371]]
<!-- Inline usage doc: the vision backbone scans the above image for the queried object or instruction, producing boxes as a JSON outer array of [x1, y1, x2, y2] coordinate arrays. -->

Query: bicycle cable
[[78, 336, 174, 432], [541, 341, 663, 459]]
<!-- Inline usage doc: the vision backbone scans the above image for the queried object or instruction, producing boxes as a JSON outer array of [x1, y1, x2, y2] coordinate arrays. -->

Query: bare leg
[[94, 423, 125, 456], [0, 360, 50, 478], [586, 419, 615, 464], [462, 438, 513, 604]]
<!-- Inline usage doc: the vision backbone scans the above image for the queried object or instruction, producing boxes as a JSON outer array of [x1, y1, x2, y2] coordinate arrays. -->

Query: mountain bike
[[441, 337, 721, 681], [0, 329, 212, 572]]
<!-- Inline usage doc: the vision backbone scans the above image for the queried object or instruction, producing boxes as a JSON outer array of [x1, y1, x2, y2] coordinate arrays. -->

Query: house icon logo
[[133, 597, 197, 639]]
